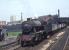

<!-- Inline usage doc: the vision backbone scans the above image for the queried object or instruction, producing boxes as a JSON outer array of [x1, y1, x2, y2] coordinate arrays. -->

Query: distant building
[[0, 21, 6, 26], [8, 13, 23, 25], [10, 16, 16, 22], [8, 15, 21, 25], [0, 21, 6, 28], [7, 21, 21, 25]]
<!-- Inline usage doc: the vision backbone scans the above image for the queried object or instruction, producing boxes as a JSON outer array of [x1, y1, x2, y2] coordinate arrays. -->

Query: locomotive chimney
[[27, 18, 32, 21]]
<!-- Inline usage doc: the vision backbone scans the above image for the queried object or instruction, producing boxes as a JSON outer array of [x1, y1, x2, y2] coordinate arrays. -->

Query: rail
[[0, 40, 19, 50]]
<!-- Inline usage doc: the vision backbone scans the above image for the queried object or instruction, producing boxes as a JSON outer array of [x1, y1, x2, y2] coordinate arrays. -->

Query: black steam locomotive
[[20, 15, 66, 47]]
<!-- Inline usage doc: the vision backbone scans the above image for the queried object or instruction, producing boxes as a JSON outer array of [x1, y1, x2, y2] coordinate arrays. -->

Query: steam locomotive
[[20, 15, 66, 47]]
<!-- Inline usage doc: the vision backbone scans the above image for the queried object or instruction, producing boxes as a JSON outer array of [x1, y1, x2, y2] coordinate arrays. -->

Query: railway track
[[0, 36, 20, 50], [47, 26, 69, 50], [0, 31, 64, 50], [63, 27, 69, 50], [14, 28, 66, 50], [0, 28, 67, 50], [0, 40, 19, 50]]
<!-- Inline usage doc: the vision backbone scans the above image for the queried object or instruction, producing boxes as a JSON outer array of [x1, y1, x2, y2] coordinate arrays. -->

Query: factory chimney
[[58, 9, 60, 17], [21, 12, 23, 22]]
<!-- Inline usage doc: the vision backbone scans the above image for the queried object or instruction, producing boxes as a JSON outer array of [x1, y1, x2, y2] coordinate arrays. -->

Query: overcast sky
[[0, 0, 69, 22]]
